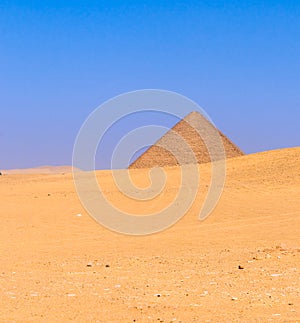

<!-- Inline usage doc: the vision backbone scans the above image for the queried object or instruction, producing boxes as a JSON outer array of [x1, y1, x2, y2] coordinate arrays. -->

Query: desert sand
[[0, 147, 299, 322]]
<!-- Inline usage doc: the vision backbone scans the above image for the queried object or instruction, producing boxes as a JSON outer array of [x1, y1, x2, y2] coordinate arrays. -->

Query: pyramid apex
[[184, 111, 201, 117]]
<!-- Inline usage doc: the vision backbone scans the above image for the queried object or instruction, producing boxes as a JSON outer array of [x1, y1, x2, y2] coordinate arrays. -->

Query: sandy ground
[[0, 147, 299, 322]]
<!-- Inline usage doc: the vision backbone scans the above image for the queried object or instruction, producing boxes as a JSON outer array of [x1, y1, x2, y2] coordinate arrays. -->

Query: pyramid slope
[[129, 111, 244, 169]]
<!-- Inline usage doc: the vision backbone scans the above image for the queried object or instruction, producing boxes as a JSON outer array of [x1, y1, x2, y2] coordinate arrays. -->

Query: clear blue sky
[[1, 1, 299, 169]]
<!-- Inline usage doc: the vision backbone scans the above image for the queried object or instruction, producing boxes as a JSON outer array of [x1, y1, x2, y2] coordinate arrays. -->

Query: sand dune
[[0, 147, 299, 322], [2, 165, 78, 175]]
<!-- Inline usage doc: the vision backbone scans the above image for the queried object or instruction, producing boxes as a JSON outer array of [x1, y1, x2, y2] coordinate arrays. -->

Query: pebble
[[200, 291, 208, 297], [30, 293, 38, 297]]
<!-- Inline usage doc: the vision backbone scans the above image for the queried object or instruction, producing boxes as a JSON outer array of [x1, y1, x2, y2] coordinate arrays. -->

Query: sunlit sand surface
[[0, 147, 299, 322]]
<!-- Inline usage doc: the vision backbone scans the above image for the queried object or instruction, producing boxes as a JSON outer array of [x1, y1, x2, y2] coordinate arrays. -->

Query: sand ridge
[[2, 166, 78, 175]]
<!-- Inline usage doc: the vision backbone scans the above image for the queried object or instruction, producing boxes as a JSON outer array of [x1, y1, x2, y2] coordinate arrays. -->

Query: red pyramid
[[129, 111, 244, 169]]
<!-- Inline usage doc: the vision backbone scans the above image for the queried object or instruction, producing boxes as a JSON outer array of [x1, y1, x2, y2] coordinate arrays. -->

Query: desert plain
[[0, 147, 299, 322]]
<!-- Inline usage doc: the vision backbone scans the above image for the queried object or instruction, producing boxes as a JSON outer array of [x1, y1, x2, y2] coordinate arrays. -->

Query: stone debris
[[200, 291, 208, 297], [30, 293, 38, 297]]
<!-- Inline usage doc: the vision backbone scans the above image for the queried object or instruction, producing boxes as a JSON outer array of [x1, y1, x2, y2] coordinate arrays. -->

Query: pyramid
[[129, 111, 244, 169]]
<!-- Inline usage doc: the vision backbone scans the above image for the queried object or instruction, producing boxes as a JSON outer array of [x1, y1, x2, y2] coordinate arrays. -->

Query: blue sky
[[1, 1, 299, 169]]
